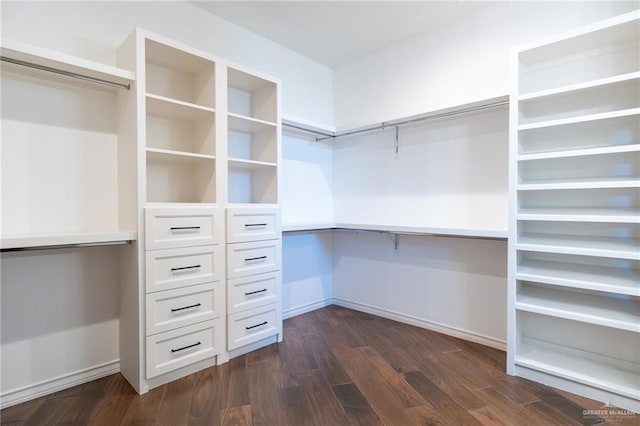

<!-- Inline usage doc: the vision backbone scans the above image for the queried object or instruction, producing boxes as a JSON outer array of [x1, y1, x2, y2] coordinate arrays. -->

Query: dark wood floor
[[2, 306, 638, 425]]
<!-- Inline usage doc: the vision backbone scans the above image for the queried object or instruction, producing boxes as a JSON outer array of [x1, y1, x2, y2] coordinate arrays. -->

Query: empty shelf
[[517, 207, 640, 223], [517, 234, 640, 259]]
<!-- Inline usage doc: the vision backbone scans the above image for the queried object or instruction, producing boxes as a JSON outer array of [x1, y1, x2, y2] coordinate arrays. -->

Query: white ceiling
[[192, 1, 496, 67]]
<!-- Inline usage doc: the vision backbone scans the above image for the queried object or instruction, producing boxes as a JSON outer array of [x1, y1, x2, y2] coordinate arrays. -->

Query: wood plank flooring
[[2, 306, 638, 425]]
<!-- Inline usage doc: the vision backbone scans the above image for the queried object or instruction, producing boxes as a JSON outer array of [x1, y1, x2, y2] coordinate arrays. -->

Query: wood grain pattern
[[2, 305, 636, 425]]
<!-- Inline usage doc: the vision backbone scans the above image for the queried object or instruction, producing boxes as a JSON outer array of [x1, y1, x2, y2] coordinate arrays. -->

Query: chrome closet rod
[[313, 99, 508, 142], [282, 122, 335, 138], [0, 56, 131, 90], [1, 240, 132, 253], [282, 226, 506, 241]]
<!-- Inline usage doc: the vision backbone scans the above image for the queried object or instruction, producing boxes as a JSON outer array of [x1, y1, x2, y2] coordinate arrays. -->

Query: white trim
[[331, 298, 506, 351], [282, 298, 333, 320], [0, 360, 120, 409]]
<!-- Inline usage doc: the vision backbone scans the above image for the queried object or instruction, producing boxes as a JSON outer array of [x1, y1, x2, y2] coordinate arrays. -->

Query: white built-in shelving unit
[[508, 10, 639, 412]]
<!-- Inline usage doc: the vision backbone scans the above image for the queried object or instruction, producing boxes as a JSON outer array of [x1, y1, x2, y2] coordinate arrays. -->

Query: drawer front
[[146, 282, 223, 335], [146, 245, 223, 293], [146, 319, 222, 378], [227, 207, 281, 243], [146, 207, 222, 250], [228, 304, 280, 350], [227, 239, 281, 279], [228, 272, 280, 314]]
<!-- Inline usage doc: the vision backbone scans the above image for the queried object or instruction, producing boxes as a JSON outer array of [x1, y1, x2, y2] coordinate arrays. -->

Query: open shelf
[[518, 11, 639, 95], [518, 77, 640, 126], [228, 114, 278, 164], [517, 207, 639, 223], [228, 164, 277, 204], [146, 150, 215, 203], [518, 177, 640, 191], [518, 144, 640, 161], [517, 257, 640, 296], [146, 93, 214, 120], [516, 342, 639, 400], [0, 39, 134, 88], [228, 158, 277, 170], [517, 233, 640, 259], [518, 113, 639, 155], [518, 108, 640, 131], [1, 230, 137, 251], [516, 283, 639, 332], [227, 66, 277, 123], [228, 112, 276, 131], [145, 38, 215, 108]]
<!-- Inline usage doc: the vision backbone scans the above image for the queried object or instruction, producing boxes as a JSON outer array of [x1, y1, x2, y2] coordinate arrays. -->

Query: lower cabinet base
[[227, 334, 281, 360], [227, 303, 282, 350], [514, 364, 640, 413]]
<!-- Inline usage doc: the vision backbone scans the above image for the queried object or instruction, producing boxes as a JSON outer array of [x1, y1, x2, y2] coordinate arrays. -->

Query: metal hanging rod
[[1, 56, 131, 90], [1, 240, 132, 253], [282, 122, 336, 138], [314, 98, 508, 142]]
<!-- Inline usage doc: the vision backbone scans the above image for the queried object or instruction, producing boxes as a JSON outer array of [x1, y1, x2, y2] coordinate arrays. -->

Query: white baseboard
[[282, 298, 333, 320], [332, 298, 507, 351], [0, 360, 120, 410]]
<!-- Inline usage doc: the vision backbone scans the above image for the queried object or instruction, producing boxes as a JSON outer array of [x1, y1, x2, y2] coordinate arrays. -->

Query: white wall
[[1, 247, 120, 400], [332, 231, 508, 347], [333, 106, 508, 230], [0, 1, 333, 125], [334, 1, 639, 128]]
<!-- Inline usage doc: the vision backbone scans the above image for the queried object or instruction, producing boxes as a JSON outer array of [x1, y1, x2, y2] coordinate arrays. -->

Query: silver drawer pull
[[245, 256, 267, 262], [171, 341, 201, 353], [245, 288, 267, 296], [170, 226, 200, 233], [171, 264, 201, 272], [171, 303, 201, 312], [246, 321, 268, 330], [244, 223, 267, 227]]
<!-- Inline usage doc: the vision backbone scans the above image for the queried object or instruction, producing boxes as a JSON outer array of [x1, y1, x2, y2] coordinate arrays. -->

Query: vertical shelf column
[[508, 11, 640, 413]]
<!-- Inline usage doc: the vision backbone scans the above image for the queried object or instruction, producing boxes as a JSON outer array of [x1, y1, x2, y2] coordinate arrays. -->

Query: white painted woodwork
[[226, 239, 281, 279], [145, 207, 222, 250], [227, 272, 280, 315], [145, 282, 223, 335], [227, 304, 281, 350], [226, 207, 281, 243], [145, 245, 224, 293]]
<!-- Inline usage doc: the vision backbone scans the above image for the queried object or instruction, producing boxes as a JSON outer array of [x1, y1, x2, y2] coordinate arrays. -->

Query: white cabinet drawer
[[228, 304, 281, 350], [146, 282, 223, 335], [228, 272, 280, 314], [227, 207, 281, 243], [145, 207, 222, 250], [227, 239, 281, 279], [146, 245, 223, 293], [146, 319, 222, 378]]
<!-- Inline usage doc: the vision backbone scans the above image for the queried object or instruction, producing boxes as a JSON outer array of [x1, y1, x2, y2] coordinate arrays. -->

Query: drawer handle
[[171, 341, 201, 353], [245, 288, 267, 296], [170, 226, 200, 232], [244, 223, 267, 227], [245, 256, 267, 262], [171, 303, 202, 312], [246, 321, 268, 330], [171, 265, 201, 272]]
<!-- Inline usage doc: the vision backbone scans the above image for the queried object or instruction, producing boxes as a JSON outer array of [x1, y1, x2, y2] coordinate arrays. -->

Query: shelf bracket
[[394, 126, 399, 154], [386, 232, 399, 255]]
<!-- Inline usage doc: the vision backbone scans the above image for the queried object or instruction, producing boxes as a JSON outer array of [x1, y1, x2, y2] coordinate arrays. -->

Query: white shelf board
[[0, 39, 135, 86], [1, 231, 137, 250], [516, 342, 639, 400], [516, 285, 640, 332], [517, 234, 640, 260], [517, 108, 640, 131], [518, 144, 640, 161], [146, 147, 215, 162], [228, 158, 277, 170], [518, 177, 640, 191], [335, 223, 508, 239], [517, 207, 640, 223], [517, 259, 640, 296], [146, 93, 215, 121], [517, 71, 640, 102], [282, 223, 337, 232], [228, 112, 277, 134]]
